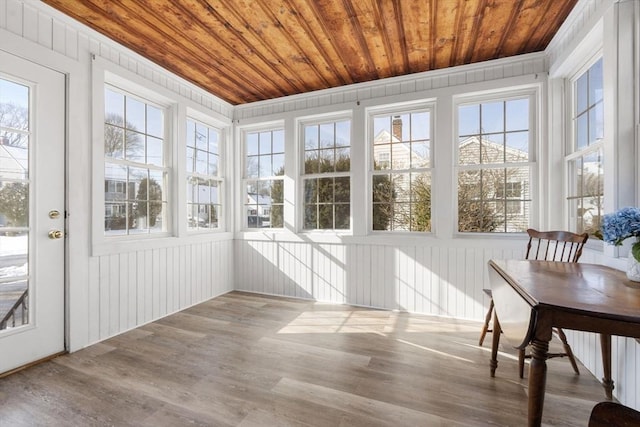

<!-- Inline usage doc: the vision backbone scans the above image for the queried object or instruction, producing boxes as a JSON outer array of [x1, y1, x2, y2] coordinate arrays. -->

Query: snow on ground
[[0, 234, 27, 256]]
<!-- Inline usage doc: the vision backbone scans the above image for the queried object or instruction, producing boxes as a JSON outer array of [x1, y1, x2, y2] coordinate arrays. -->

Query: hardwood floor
[[0, 291, 606, 426]]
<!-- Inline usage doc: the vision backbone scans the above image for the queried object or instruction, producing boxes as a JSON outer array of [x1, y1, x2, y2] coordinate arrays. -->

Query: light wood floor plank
[[0, 291, 606, 426]]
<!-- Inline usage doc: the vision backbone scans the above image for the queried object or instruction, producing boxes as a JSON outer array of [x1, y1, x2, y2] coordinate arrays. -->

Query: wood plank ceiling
[[42, 0, 578, 105]]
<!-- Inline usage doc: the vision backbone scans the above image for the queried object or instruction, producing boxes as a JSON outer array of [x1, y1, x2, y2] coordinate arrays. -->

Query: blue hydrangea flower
[[601, 207, 640, 246], [602, 207, 640, 262]]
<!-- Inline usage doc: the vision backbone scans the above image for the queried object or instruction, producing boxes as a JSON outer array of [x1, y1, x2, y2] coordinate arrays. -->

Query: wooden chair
[[478, 228, 589, 378], [589, 401, 640, 426]]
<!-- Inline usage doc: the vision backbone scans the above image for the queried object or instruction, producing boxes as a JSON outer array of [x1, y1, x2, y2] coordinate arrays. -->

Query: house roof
[[41, 0, 577, 105]]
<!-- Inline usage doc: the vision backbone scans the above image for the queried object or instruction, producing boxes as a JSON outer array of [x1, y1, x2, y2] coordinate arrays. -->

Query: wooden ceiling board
[[41, 0, 578, 105], [431, 0, 461, 69], [470, 0, 520, 64]]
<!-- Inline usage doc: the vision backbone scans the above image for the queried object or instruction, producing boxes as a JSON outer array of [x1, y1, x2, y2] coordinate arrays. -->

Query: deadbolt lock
[[48, 230, 64, 239], [49, 210, 61, 219]]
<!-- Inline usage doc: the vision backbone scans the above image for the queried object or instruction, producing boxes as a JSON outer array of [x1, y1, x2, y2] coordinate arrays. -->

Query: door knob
[[48, 230, 63, 239]]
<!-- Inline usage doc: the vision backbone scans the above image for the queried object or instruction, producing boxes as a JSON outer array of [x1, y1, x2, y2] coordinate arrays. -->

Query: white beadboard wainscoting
[[87, 239, 234, 345], [235, 237, 524, 320]]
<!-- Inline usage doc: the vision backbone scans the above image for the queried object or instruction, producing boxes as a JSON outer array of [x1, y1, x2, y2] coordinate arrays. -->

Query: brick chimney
[[392, 116, 402, 141]]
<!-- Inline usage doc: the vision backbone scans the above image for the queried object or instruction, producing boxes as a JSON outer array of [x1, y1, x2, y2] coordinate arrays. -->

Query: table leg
[[528, 339, 549, 427], [490, 311, 501, 377], [600, 333, 614, 399]]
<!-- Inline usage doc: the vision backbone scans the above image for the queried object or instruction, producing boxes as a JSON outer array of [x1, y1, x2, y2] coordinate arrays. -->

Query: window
[[456, 94, 534, 232], [104, 86, 168, 235], [371, 109, 431, 231], [302, 118, 351, 230], [186, 118, 222, 230], [244, 128, 284, 229], [567, 58, 603, 235]]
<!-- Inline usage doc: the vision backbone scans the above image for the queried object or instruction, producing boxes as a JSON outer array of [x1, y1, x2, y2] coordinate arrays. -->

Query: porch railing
[[0, 289, 28, 330]]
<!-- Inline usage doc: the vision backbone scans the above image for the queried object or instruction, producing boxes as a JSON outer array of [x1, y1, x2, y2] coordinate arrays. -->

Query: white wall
[[0, 0, 235, 351]]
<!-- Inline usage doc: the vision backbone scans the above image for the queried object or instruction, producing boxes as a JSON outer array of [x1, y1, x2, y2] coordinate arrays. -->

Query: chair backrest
[[525, 228, 589, 263]]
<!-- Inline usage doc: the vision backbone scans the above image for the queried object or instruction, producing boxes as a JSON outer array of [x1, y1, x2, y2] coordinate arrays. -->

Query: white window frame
[[240, 123, 286, 231], [185, 109, 226, 233], [298, 112, 352, 233], [91, 57, 232, 256], [92, 61, 176, 253], [565, 55, 604, 236], [103, 83, 171, 238], [453, 86, 540, 235], [367, 102, 434, 233]]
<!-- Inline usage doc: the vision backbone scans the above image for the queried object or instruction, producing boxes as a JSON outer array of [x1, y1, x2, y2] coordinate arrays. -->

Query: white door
[[0, 50, 65, 374]]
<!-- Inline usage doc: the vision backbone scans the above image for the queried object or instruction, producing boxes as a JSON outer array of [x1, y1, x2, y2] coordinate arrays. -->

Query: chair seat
[[589, 401, 640, 426]]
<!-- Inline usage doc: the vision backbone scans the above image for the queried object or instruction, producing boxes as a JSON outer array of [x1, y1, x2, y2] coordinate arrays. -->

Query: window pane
[[373, 116, 391, 144], [505, 132, 529, 160], [196, 149, 208, 174], [505, 98, 529, 132], [481, 102, 504, 133], [272, 129, 284, 153], [246, 156, 259, 178], [576, 113, 588, 149], [147, 136, 163, 167], [105, 89, 124, 126], [576, 73, 588, 114], [186, 120, 196, 148], [259, 131, 271, 153], [458, 104, 480, 136], [0, 135, 28, 180], [259, 154, 272, 177], [125, 130, 145, 163], [411, 112, 429, 140], [246, 132, 259, 156], [411, 142, 429, 168], [147, 105, 163, 138], [589, 58, 603, 105], [272, 153, 284, 176], [590, 102, 604, 143], [104, 124, 124, 159], [335, 120, 350, 147], [208, 130, 219, 154], [305, 125, 318, 150], [208, 153, 219, 176], [126, 97, 145, 133], [319, 123, 334, 148]]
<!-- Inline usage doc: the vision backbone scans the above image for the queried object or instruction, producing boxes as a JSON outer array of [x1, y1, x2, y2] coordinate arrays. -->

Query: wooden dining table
[[487, 259, 640, 427]]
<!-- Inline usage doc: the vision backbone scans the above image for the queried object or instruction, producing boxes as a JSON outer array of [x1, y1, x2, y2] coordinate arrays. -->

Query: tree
[[457, 170, 501, 232], [303, 154, 350, 229], [135, 177, 162, 227], [0, 103, 28, 146], [372, 168, 394, 231], [410, 174, 431, 232], [0, 182, 28, 227], [104, 113, 143, 158]]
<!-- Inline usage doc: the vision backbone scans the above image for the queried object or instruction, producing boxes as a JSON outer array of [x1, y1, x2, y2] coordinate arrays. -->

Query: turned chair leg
[[518, 348, 526, 378], [555, 327, 580, 375], [478, 299, 494, 346]]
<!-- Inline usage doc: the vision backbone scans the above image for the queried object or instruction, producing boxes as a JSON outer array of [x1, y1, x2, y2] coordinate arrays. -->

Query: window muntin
[[186, 119, 222, 231], [567, 58, 603, 235], [244, 129, 284, 229], [371, 110, 432, 232], [104, 86, 168, 235], [302, 119, 351, 230], [456, 96, 533, 233]]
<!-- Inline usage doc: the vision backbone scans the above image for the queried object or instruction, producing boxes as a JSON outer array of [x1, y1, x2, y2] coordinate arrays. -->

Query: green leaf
[[632, 241, 640, 263]]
